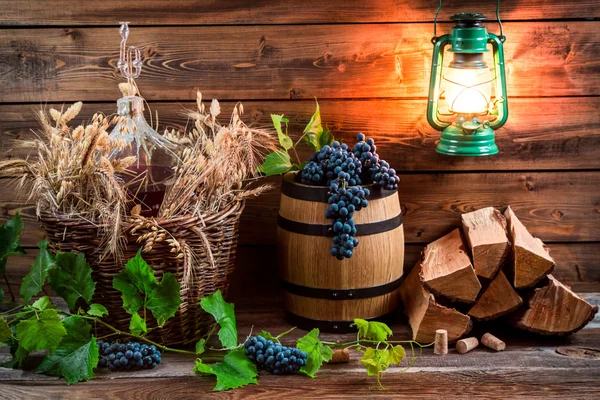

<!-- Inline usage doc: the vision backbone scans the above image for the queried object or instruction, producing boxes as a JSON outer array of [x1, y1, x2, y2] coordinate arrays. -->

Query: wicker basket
[[39, 200, 245, 346]]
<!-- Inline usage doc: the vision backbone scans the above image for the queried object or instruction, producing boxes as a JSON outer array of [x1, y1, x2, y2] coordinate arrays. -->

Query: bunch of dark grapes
[[96, 341, 162, 371], [370, 159, 399, 190], [299, 142, 362, 186], [244, 335, 308, 375], [353, 132, 399, 190], [298, 161, 324, 184], [326, 177, 370, 260]]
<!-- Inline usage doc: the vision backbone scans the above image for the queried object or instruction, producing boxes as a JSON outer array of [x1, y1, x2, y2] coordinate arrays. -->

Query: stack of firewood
[[399, 207, 598, 343]]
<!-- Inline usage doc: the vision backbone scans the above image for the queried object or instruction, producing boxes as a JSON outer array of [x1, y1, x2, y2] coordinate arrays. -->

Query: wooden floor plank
[[2, 0, 598, 26], [1, 22, 599, 102], [3, 97, 600, 171]]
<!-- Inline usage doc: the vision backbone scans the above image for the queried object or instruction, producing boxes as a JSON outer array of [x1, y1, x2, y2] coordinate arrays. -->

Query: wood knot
[[250, 109, 263, 123], [525, 176, 536, 192], [64, 28, 83, 41], [258, 36, 274, 57], [551, 210, 564, 220], [289, 88, 305, 100]]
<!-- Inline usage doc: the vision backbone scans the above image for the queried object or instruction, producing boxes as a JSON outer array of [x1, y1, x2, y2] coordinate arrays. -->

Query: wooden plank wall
[[1, 0, 599, 293]]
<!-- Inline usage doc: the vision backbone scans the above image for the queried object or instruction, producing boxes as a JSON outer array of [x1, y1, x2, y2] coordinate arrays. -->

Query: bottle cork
[[327, 348, 350, 364], [434, 329, 448, 355], [456, 337, 479, 354], [481, 333, 505, 351]]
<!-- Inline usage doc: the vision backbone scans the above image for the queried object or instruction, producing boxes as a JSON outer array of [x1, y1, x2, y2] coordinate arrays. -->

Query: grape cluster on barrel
[[96, 340, 162, 371], [244, 335, 308, 375], [326, 179, 370, 260], [297, 133, 398, 259]]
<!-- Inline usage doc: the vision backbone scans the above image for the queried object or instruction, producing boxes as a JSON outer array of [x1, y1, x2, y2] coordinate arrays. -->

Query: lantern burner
[[450, 12, 487, 28]]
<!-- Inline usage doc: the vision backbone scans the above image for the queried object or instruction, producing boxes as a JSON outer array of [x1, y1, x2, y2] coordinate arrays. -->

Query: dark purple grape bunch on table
[[97, 340, 162, 371], [244, 335, 308, 375]]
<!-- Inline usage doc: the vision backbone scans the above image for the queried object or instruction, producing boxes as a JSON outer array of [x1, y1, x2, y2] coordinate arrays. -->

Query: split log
[[513, 275, 598, 336], [468, 270, 523, 321], [400, 262, 472, 343], [461, 207, 510, 279], [420, 229, 481, 303], [504, 207, 555, 289]]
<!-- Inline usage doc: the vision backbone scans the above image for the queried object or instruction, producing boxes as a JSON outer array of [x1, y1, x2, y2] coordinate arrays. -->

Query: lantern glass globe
[[443, 66, 492, 115]]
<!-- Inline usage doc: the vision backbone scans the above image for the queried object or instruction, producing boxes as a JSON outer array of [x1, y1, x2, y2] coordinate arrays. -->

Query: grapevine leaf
[[258, 150, 292, 176], [16, 309, 66, 353], [296, 328, 333, 378], [146, 272, 182, 326], [193, 348, 258, 391], [0, 213, 26, 275], [303, 99, 324, 150], [129, 313, 147, 336], [199, 290, 237, 348], [360, 347, 391, 377], [272, 114, 293, 150], [37, 316, 99, 384], [195, 338, 206, 355], [20, 240, 56, 302], [0, 318, 11, 342], [48, 252, 95, 310], [87, 304, 108, 317], [31, 296, 54, 311], [3, 343, 29, 368], [0, 287, 3, 302], [389, 345, 406, 365], [319, 126, 334, 149], [113, 252, 182, 326], [352, 318, 393, 342]]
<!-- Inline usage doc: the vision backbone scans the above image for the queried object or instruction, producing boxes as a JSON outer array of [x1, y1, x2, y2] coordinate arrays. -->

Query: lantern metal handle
[[427, 34, 451, 130], [117, 22, 142, 80], [487, 33, 509, 129]]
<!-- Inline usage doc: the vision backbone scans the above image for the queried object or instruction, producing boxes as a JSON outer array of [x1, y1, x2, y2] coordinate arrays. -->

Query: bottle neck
[[116, 96, 145, 117]]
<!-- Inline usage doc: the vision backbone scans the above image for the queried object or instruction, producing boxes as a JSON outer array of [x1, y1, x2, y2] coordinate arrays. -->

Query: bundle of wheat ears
[[0, 89, 276, 262]]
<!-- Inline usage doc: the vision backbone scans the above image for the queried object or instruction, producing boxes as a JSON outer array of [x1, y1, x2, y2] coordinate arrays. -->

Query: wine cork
[[434, 329, 448, 355], [481, 333, 505, 352], [456, 337, 479, 354], [327, 348, 350, 364]]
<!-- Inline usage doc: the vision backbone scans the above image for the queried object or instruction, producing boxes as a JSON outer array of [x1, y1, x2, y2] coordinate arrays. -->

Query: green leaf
[[272, 114, 293, 150], [0, 213, 26, 275], [48, 252, 95, 310], [31, 296, 54, 311], [199, 290, 237, 348], [87, 304, 108, 317], [20, 240, 56, 302], [296, 328, 333, 378], [193, 348, 258, 391], [303, 99, 323, 150], [0, 287, 4, 302], [146, 273, 181, 326], [113, 252, 182, 326], [37, 316, 99, 384], [360, 347, 390, 377], [352, 318, 393, 342], [195, 338, 206, 355], [16, 309, 66, 353], [389, 345, 406, 365], [129, 313, 147, 336], [0, 318, 11, 342], [318, 126, 334, 149], [258, 150, 292, 176]]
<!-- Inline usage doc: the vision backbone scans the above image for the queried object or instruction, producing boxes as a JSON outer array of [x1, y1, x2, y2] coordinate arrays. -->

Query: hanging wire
[[431, 0, 443, 43], [496, 0, 506, 41]]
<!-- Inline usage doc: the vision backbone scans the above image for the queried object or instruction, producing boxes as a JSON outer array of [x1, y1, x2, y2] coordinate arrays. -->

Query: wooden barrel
[[277, 172, 404, 333]]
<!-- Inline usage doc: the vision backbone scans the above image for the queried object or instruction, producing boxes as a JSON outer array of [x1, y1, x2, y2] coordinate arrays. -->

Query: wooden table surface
[[1, 293, 599, 399]]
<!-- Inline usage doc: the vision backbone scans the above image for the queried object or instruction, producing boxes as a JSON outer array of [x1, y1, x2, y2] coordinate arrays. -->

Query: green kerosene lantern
[[427, 10, 508, 156]]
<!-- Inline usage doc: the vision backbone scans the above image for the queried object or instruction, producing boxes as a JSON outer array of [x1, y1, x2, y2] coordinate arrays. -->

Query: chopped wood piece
[[456, 337, 479, 354], [481, 333, 505, 351], [420, 229, 481, 303], [400, 262, 472, 343], [468, 270, 522, 321], [461, 207, 510, 279], [434, 329, 448, 355], [505, 206, 555, 289], [327, 348, 350, 364], [513, 275, 598, 335]]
